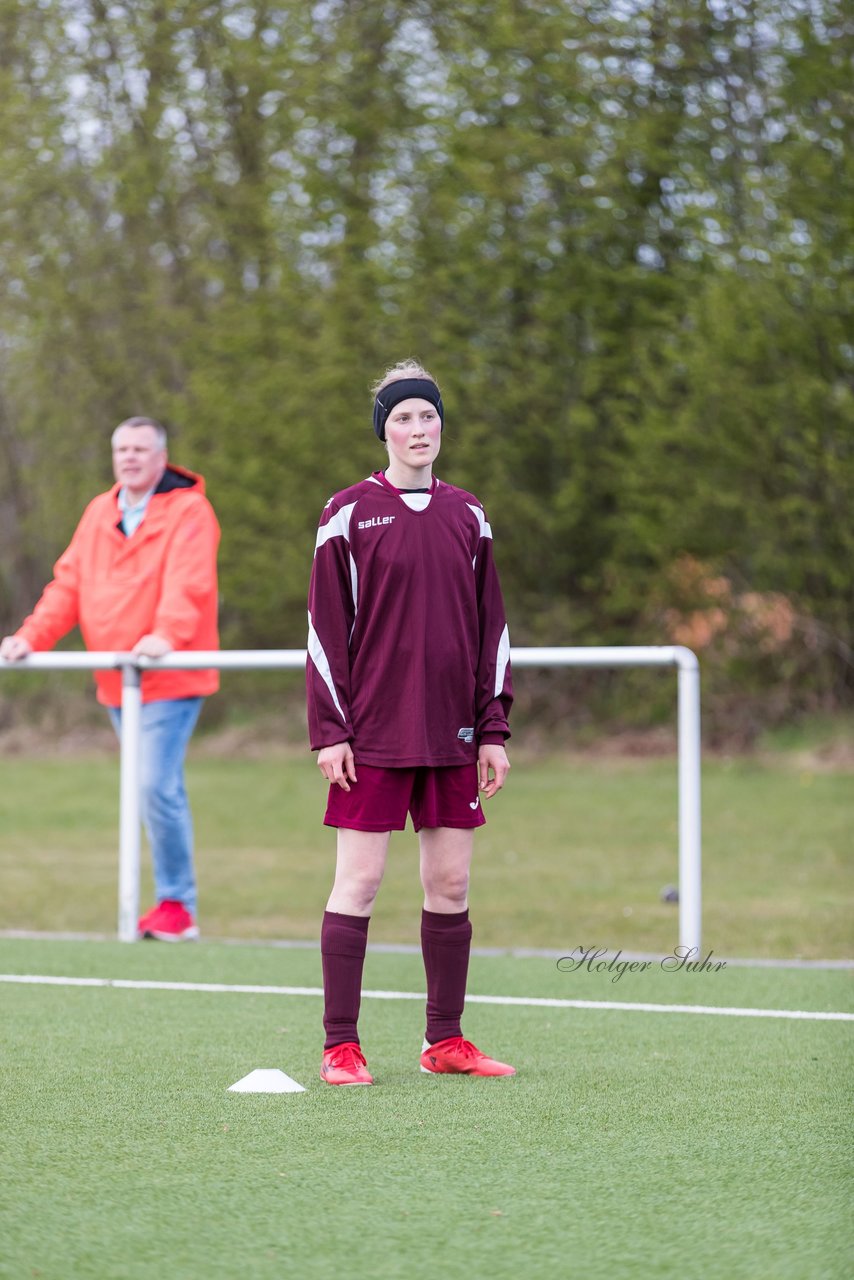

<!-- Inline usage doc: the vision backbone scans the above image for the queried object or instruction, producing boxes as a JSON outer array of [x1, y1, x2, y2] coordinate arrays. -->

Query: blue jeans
[[108, 698, 203, 914]]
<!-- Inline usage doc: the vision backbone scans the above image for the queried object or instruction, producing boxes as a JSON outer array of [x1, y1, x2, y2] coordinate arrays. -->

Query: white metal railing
[[1, 646, 701, 949]]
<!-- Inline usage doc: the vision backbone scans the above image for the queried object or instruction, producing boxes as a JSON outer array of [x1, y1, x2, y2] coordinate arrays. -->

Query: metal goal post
[[1, 646, 701, 950]]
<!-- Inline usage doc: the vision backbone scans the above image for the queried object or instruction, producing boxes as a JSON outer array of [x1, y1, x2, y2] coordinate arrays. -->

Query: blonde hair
[[370, 359, 440, 399]]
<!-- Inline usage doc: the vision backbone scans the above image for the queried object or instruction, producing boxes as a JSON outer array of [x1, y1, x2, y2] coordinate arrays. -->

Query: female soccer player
[[307, 360, 514, 1085]]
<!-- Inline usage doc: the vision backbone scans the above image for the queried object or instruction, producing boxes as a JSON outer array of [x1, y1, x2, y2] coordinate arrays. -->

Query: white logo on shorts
[[469, 797, 480, 810]]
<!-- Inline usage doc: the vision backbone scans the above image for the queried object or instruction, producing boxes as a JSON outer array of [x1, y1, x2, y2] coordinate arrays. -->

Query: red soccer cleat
[[420, 1036, 516, 1077], [320, 1042, 374, 1086], [137, 900, 199, 942]]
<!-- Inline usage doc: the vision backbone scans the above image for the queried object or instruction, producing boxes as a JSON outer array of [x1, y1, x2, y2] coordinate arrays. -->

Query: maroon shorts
[[324, 763, 486, 832]]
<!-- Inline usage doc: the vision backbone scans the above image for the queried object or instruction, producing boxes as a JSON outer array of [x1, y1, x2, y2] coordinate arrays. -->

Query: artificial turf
[[1, 938, 851, 1279]]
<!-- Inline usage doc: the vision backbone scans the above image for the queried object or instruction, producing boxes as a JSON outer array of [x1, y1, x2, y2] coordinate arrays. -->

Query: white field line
[[2, 930, 852, 969], [1, 973, 852, 1022]]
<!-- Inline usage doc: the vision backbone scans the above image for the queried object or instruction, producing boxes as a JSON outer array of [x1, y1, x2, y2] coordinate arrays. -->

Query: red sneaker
[[320, 1042, 374, 1086], [138, 900, 199, 942], [137, 904, 160, 935], [420, 1036, 516, 1077]]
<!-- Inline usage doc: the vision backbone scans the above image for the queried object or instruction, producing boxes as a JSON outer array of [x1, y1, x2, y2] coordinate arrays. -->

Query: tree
[[0, 0, 849, 735]]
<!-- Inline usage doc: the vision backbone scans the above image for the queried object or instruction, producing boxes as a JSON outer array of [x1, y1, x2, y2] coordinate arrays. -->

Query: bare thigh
[[326, 827, 392, 916], [419, 827, 474, 913]]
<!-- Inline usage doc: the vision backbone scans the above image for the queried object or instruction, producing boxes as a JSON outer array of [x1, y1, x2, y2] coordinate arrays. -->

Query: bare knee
[[327, 831, 389, 916], [329, 868, 383, 916], [419, 828, 473, 912], [421, 867, 470, 912]]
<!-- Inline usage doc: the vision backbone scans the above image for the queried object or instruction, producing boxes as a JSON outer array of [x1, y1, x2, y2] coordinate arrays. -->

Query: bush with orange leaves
[[661, 556, 805, 656], [654, 556, 830, 744]]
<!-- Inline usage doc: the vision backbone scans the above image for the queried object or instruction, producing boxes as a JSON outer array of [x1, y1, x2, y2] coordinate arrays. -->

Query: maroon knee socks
[[321, 910, 370, 1050], [421, 908, 472, 1046], [321, 907, 473, 1050]]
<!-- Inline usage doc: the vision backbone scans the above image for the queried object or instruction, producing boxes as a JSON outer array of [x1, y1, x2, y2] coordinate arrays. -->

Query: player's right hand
[[317, 742, 357, 792]]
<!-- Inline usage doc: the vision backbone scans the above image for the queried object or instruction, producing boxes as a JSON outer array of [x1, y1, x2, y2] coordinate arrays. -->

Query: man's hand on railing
[[0, 635, 33, 662], [132, 634, 173, 659]]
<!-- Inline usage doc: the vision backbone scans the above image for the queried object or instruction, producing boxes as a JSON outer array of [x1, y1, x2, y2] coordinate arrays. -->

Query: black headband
[[373, 378, 444, 441]]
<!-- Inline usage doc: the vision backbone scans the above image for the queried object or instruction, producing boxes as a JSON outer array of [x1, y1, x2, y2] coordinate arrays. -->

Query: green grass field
[[1, 938, 851, 1280], [1, 750, 851, 957]]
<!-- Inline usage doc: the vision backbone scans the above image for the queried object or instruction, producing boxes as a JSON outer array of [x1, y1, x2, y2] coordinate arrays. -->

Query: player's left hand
[[132, 633, 173, 658], [478, 744, 510, 799]]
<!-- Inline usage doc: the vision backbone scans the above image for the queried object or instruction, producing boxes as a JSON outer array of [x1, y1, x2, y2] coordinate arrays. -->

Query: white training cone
[[228, 1068, 306, 1094]]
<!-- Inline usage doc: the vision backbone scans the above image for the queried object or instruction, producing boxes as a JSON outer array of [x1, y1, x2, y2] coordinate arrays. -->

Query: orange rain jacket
[[17, 465, 220, 707]]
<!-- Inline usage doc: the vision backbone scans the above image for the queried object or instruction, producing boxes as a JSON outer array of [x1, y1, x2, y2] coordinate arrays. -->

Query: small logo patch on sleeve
[[457, 727, 474, 743]]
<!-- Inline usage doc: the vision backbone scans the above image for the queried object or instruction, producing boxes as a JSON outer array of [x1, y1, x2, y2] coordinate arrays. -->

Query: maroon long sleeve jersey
[[307, 470, 512, 767]]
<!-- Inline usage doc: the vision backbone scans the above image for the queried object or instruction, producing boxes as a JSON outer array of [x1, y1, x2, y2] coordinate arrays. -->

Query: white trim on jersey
[[314, 502, 356, 554], [494, 623, 510, 698], [349, 553, 358, 640], [307, 611, 348, 725], [400, 492, 432, 512], [466, 503, 493, 540]]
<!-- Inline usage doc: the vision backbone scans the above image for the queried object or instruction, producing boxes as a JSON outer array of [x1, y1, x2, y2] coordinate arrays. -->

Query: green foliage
[[0, 0, 850, 734]]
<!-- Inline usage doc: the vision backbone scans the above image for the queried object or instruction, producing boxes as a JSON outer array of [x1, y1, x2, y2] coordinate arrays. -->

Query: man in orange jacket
[[0, 417, 220, 940]]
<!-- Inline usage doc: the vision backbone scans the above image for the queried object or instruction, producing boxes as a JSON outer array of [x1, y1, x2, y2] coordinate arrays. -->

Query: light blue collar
[[118, 485, 156, 536]]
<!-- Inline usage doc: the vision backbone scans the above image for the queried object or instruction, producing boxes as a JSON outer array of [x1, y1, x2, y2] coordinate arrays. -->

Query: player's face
[[112, 426, 167, 498], [384, 398, 442, 472]]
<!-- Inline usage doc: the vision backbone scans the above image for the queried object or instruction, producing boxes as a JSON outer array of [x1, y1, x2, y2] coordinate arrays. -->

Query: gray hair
[[111, 416, 168, 449]]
